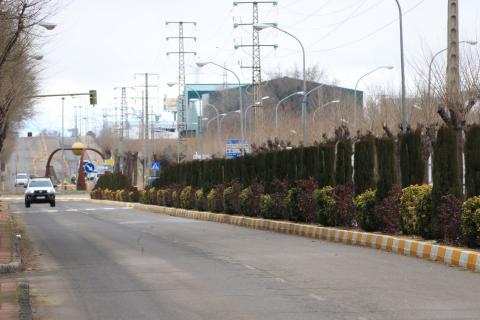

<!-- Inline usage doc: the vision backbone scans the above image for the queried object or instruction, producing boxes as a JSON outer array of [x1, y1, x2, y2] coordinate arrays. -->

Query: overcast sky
[[26, 0, 480, 135]]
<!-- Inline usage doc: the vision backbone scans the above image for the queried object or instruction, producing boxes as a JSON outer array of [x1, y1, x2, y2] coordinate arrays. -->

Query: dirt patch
[[11, 212, 40, 272]]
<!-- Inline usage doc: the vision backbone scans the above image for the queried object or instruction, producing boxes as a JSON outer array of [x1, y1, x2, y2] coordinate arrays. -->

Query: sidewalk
[[0, 203, 21, 319]]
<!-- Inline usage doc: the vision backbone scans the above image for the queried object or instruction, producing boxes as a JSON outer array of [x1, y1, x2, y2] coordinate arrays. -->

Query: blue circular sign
[[84, 162, 95, 173]]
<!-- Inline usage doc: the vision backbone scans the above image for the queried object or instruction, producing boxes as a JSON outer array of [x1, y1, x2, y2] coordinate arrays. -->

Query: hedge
[[354, 135, 375, 195], [400, 129, 425, 187], [465, 125, 480, 198]]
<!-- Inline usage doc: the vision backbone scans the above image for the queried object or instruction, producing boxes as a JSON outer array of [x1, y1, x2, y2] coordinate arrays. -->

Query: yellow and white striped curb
[[90, 199, 480, 272]]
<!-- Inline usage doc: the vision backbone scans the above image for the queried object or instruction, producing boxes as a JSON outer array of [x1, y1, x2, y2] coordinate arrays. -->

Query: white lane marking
[[103, 208, 115, 210], [309, 294, 326, 302], [119, 220, 151, 225], [45, 210, 58, 213], [243, 264, 255, 270], [84, 209, 96, 211], [66, 209, 78, 212]]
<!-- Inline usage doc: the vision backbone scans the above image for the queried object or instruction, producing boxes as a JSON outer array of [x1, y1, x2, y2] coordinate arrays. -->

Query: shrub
[[333, 184, 355, 227], [148, 188, 157, 205], [438, 194, 462, 244], [94, 172, 129, 191], [195, 188, 207, 211], [354, 135, 375, 195], [284, 187, 301, 222], [259, 194, 274, 219], [128, 190, 139, 202], [354, 189, 378, 231], [239, 187, 252, 216], [465, 125, 480, 198], [139, 190, 147, 204], [270, 178, 289, 220], [400, 185, 432, 236], [375, 185, 401, 234], [172, 190, 178, 208], [207, 186, 224, 213], [432, 126, 461, 238], [180, 186, 194, 209], [461, 196, 480, 248], [376, 137, 396, 200], [335, 139, 353, 185], [400, 129, 425, 187], [295, 178, 317, 223], [314, 186, 336, 226], [318, 143, 335, 187], [223, 181, 241, 214]]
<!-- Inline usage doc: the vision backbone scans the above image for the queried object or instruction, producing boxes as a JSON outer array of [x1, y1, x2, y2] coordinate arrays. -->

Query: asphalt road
[[6, 199, 480, 320]]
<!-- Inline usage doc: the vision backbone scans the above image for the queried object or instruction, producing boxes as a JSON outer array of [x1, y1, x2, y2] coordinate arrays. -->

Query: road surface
[[6, 198, 480, 320]]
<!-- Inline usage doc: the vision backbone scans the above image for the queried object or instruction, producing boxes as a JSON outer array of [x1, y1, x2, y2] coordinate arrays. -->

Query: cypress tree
[[354, 135, 375, 195], [376, 137, 396, 200], [432, 126, 461, 238], [335, 139, 353, 185], [400, 129, 425, 187], [465, 124, 480, 197], [296, 147, 305, 180]]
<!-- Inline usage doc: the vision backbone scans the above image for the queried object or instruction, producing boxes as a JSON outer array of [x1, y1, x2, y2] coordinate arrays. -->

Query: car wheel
[[25, 201, 31, 208], [50, 200, 56, 207]]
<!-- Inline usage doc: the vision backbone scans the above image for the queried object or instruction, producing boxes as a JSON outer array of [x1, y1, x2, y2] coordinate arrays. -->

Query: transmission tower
[[166, 21, 197, 137], [234, 1, 277, 137]]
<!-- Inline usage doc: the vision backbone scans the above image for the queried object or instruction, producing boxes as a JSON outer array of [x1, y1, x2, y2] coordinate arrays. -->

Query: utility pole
[[447, 0, 460, 106], [166, 21, 197, 138], [134, 73, 158, 184], [234, 1, 277, 138]]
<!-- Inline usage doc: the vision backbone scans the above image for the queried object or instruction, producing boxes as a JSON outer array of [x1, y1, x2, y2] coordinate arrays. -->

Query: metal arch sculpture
[[45, 148, 106, 191]]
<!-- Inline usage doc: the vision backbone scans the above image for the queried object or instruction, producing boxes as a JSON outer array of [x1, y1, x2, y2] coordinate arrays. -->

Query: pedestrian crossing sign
[[151, 162, 161, 172]]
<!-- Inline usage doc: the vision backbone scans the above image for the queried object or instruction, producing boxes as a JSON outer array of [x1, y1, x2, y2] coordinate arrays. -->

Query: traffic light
[[89, 90, 97, 106]]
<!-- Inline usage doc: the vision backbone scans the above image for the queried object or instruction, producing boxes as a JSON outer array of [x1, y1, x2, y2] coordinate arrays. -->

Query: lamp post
[[395, 0, 407, 132], [353, 66, 394, 132], [254, 23, 307, 145], [275, 91, 304, 138], [427, 41, 477, 101], [219, 110, 241, 140], [196, 62, 245, 145], [244, 96, 270, 134], [313, 100, 340, 122]]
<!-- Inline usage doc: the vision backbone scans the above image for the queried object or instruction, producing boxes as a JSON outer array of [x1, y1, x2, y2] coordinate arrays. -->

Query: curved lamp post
[[313, 100, 340, 122], [196, 61, 245, 145], [353, 66, 394, 132], [275, 91, 304, 138], [254, 23, 308, 145]]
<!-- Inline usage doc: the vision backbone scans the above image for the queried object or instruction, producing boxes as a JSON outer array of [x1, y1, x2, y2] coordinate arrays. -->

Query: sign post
[[151, 162, 161, 172], [225, 139, 248, 159]]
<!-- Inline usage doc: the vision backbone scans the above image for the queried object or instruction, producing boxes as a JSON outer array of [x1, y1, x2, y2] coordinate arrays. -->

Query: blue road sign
[[84, 162, 95, 173], [225, 139, 248, 159], [151, 162, 161, 172]]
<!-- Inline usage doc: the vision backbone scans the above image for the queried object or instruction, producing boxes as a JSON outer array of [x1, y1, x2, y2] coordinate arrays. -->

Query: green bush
[[94, 172, 129, 191], [179, 186, 194, 209], [376, 137, 396, 200], [284, 187, 301, 222], [259, 194, 274, 219], [465, 125, 480, 198], [223, 187, 235, 214], [354, 189, 378, 231], [239, 187, 253, 216], [432, 126, 461, 238], [335, 139, 353, 185], [314, 186, 336, 226], [462, 196, 480, 248], [148, 188, 157, 205], [207, 188, 217, 212], [399, 184, 432, 236], [128, 189, 139, 202], [354, 135, 375, 195], [400, 129, 425, 187], [195, 188, 206, 211]]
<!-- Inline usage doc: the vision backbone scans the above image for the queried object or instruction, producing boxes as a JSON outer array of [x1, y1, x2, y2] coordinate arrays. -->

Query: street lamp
[[394, 0, 407, 132], [254, 23, 308, 145], [219, 110, 241, 140], [244, 96, 270, 131], [313, 100, 340, 122], [275, 91, 304, 138], [427, 41, 478, 101], [353, 66, 394, 132], [196, 61, 245, 145]]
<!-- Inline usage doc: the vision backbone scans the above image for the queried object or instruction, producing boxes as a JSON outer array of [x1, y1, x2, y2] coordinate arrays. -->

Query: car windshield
[[29, 180, 52, 188], [17, 174, 28, 179]]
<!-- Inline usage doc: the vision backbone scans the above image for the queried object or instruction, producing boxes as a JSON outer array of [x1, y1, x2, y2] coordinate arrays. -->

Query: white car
[[14, 173, 29, 187], [24, 178, 56, 208]]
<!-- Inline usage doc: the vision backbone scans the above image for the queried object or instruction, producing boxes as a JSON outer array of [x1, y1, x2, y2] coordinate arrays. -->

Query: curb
[[91, 199, 480, 273]]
